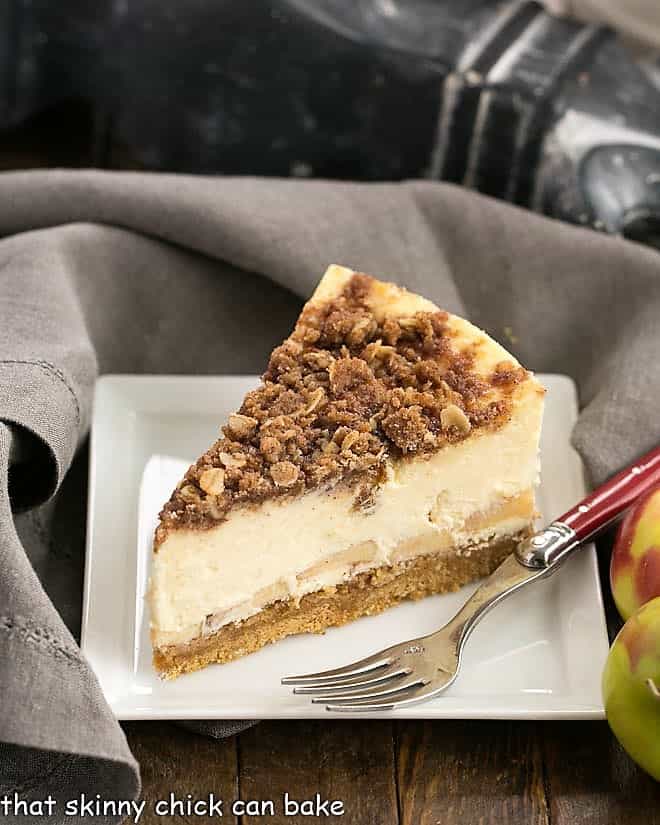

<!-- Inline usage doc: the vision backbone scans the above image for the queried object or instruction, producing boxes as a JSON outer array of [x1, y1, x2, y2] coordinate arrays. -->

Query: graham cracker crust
[[154, 530, 528, 679]]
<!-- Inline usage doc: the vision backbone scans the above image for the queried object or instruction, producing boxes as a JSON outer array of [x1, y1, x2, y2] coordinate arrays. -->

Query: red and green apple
[[610, 486, 660, 621], [602, 596, 660, 781]]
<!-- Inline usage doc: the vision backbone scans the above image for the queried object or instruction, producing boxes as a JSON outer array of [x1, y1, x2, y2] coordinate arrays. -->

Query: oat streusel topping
[[155, 273, 527, 544]]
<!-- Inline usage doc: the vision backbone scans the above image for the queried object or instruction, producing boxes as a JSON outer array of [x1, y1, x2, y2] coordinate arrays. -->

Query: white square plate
[[82, 374, 609, 720]]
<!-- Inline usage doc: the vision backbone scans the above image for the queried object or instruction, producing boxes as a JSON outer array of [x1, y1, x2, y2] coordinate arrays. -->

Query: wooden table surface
[[124, 715, 660, 824], [5, 110, 660, 825]]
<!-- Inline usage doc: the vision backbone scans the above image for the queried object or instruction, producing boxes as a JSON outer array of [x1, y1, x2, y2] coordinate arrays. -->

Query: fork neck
[[514, 522, 579, 569]]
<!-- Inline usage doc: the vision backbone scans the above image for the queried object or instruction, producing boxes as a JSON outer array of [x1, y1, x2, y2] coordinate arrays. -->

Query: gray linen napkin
[[0, 170, 658, 821]]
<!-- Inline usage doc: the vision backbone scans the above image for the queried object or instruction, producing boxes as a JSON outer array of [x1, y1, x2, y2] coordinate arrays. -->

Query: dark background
[[3, 0, 660, 244]]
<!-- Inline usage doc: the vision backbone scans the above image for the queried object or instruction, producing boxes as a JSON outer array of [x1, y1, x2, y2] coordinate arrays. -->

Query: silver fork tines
[[311, 676, 425, 705], [291, 663, 410, 695], [324, 682, 435, 712], [282, 652, 394, 686], [283, 553, 552, 712]]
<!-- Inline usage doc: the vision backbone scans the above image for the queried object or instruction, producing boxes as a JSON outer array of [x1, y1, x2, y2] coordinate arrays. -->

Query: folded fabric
[[0, 171, 658, 822]]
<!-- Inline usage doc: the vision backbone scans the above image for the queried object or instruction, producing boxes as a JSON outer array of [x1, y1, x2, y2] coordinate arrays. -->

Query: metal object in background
[[1, 1, 660, 247]]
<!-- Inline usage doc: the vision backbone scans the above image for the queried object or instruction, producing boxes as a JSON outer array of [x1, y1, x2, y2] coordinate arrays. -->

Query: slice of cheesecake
[[150, 265, 544, 678]]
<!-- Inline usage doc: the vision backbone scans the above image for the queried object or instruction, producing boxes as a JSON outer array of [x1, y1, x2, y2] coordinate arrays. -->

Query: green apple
[[602, 596, 660, 781], [610, 485, 660, 621]]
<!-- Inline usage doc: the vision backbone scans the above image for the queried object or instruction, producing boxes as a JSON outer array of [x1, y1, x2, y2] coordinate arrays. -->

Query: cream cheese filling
[[150, 397, 542, 648]]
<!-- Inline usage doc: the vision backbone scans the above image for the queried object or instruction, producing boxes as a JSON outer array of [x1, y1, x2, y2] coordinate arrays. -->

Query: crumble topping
[[155, 273, 528, 544]]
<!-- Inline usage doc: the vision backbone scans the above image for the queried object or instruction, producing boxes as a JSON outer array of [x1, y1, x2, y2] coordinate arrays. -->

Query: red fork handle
[[558, 445, 660, 543]]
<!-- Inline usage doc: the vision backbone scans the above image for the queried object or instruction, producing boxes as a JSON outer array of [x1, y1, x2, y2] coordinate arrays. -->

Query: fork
[[282, 444, 660, 712]]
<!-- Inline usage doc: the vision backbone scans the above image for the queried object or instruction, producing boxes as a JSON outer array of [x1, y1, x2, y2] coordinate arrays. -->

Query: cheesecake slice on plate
[[150, 265, 545, 678]]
